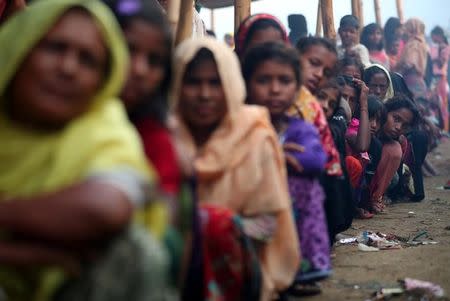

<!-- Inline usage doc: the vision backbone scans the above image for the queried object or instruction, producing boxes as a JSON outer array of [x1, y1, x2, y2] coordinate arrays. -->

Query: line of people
[[0, 1, 446, 301]]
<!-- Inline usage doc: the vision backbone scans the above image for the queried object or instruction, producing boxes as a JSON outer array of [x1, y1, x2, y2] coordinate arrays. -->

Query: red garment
[[345, 156, 363, 188], [134, 118, 181, 195]]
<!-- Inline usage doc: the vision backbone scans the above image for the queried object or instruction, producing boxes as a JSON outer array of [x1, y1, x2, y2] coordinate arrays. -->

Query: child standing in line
[[244, 42, 330, 296]]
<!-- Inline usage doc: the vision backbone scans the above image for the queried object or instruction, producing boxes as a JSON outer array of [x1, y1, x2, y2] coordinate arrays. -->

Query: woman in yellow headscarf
[[0, 0, 171, 300], [170, 37, 299, 301]]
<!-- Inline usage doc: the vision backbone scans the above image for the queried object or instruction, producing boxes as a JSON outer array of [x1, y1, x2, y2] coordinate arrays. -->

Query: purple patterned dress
[[281, 117, 331, 283]]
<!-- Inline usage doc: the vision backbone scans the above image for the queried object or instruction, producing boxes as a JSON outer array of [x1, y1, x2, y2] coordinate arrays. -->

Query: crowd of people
[[0, 0, 448, 301]]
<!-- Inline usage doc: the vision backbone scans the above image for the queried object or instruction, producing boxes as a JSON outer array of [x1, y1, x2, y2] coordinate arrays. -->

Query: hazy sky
[[199, 0, 450, 41]]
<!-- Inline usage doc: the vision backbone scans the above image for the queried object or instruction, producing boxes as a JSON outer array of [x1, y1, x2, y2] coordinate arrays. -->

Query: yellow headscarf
[[0, 1, 159, 300], [0, 0, 153, 198]]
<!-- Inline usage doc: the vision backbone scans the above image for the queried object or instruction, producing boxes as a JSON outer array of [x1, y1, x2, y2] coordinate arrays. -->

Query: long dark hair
[[385, 95, 420, 127], [103, 0, 173, 124], [361, 23, 384, 51]]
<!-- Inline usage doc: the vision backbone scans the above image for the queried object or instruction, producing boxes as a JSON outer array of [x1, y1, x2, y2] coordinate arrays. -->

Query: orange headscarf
[[170, 37, 300, 300], [398, 18, 428, 77]]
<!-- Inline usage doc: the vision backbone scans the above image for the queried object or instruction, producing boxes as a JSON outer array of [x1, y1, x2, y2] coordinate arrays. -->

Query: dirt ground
[[301, 139, 450, 301]]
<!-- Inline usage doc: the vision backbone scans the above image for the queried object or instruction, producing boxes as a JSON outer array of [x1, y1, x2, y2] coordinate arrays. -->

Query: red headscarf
[[235, 13, 288, 58]]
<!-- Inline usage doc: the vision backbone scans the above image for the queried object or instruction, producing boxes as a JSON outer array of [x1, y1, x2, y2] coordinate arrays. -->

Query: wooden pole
[[175, 0, 193, 46], [358, 0, 364, 26], [374, 0, 381, 26], [210, 8, 215, 32], [320, 0, 336, 40], [235, 0, 251, 32], [351, 0, 360, 20], [315, 1, 323, 37], [396, 0, 404, 24], [167, 0, 181, 37]]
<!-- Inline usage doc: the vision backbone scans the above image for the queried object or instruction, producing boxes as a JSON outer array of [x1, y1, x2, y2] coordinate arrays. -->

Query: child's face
[[316, 87, 340, 119], [383, 108, 414, 139], [9, 10, 106, 128], [121, 19, 168, 112], [179, 57, 227, 130], [368, 72, 389, 99], [339, 25, 358, 47], [340, 84, 357, 113], [369, 115, 381, 135], [300, 45, 337, 94], [387, 39, 400, 55], [247, 60, 298, 118]]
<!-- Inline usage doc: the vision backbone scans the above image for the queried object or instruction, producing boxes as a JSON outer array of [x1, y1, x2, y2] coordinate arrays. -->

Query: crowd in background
[[0, 0, 448, 301]]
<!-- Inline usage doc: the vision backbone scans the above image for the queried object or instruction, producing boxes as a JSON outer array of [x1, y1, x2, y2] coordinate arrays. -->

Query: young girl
[[105, 0, 180, 199], [170, 37, 299, 301], [235, 13, 288, 60], [360, 23, 390, 69], [291, 36, 352, 242], [243, 42, 330, 295], [370, 96, 420, 212], [0, 1, 170, 300]]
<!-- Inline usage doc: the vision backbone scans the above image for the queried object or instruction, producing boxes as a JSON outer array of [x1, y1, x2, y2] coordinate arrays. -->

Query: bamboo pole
[[320, 0, 336, 40], [210, 8, 215, 32], [234, 0, 251, 32], [167, 0, 181, 37], [175, 0, 193, 46], [358, 0, 364, 26], [374, 0, 381, 26], [351, 0, 360, 20], [396, 0, 404, 23], [315, 1, 323, 37]]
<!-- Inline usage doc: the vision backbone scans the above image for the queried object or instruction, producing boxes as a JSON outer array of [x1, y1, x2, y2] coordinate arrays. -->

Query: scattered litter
[[406, 230, 439, 246], [401, 278, 445, 297], [358, 243, 379, 252], [407, 211, 416, 217], [338, 237, 357, 244], [357, 231, 402, 250], [368, 279, 445, 300]]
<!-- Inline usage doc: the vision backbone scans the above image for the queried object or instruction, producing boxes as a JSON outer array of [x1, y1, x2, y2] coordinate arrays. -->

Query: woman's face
[[9, 9, 106, 129], [300, 45, 337, 94], [341, 64, 362, 80], [246, 27, 284, 52], [247, 60, 298, 118], [368, 72, 389, 99], [121, 19, 168, 111], [368, 28, 383, 47], [316, 87, 340, 119], [383, 108, 413, 139], [179, 57, 227, 131], [387, 39, 400, 55]]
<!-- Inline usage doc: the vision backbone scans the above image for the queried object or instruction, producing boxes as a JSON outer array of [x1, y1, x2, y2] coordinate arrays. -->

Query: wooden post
[[210, 8, 215, 32], [315, 1, 322, 37], [358, 0, 364, 26], [320, 0, 336, 40], [374, 0, 381, 26], [167, 0, 181, 37], [396, 0, 404, 23], [235, 0, 251, 32], [351, 0, 360, 20], [175, 0, 193, 46]]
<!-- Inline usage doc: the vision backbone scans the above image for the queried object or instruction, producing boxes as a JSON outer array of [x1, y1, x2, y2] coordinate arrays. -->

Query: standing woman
[[361, 23, 390, 69], [384, 17, 404, 70], [170, 37, 299, 301], [397, 18, 429, 99], [0, 0, 171, 300]]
